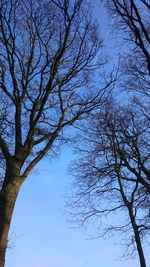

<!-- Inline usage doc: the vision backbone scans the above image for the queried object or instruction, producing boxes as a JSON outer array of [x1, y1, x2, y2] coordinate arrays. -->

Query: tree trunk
[[129, 208, 147, 267], [0, 178, 21, 267], [133, 226, 147, 267]]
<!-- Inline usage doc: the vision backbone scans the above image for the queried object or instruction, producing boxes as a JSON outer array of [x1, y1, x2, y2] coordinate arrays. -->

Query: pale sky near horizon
[[5, 2, 150, 267]]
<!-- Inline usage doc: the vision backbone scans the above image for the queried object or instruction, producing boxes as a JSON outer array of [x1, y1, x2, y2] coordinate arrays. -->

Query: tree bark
[[0, 178, 21, 267]]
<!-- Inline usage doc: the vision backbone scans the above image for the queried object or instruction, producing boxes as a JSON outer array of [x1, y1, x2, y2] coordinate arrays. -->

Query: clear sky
[[5, 2, 150, 267], [6, 148, 145, 267]]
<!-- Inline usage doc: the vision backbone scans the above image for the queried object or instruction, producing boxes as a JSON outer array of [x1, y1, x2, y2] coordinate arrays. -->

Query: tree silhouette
[[68, 1, 150, 266], [0, 0, 109, 265], [69, 100, 149, 267]]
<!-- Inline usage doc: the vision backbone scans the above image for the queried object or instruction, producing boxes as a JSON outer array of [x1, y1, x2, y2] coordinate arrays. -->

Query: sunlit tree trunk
[[0, 174, 21, 267]]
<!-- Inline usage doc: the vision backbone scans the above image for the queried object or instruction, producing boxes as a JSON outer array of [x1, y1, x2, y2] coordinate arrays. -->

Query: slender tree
[[0, 0, 110, 265], [69, 100, 150, 267], [69, 1, 150, 265]]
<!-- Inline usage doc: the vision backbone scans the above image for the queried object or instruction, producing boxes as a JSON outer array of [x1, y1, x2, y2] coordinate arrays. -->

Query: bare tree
[[68, 1, 150, 266], [105, 0, 150, 110], [107, 0, 150, 73], [0, 0, 111, 265], [69, 100, 150, 267]]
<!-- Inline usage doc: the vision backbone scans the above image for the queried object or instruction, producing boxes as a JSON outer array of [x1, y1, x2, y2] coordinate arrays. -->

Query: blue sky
[[6, 148, 150, 267], [5, 149, 141, 267], [5, 2, 150, 267]]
